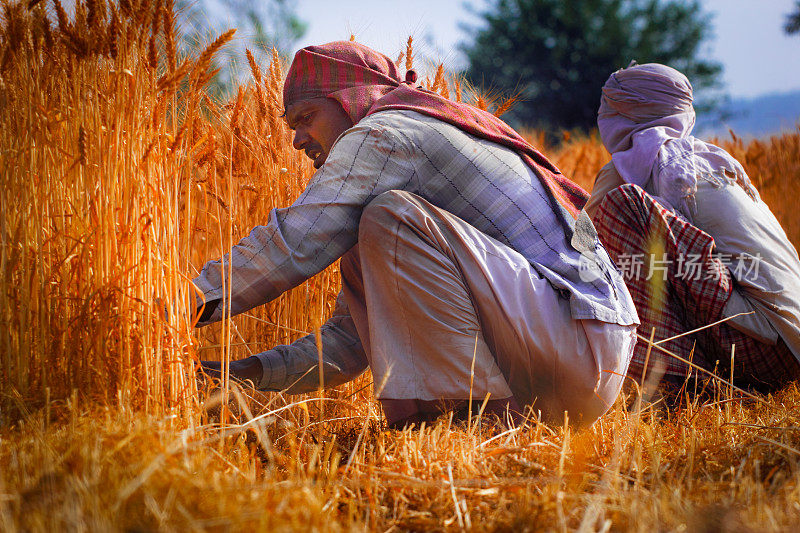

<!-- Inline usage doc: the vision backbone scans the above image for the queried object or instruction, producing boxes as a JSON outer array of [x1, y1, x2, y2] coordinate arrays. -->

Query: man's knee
[[595, 183, 654, 236], [362, 190, 418, 220], [359, 190, 424, 243], [598, 183, 646, 215]]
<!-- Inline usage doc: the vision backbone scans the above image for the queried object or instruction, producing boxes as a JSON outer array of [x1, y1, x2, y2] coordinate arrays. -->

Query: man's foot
[[382, 397, 524, 431]]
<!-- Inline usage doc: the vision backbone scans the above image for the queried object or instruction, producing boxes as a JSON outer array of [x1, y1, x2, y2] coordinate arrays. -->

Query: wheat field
[[2, 1, 800, 531]]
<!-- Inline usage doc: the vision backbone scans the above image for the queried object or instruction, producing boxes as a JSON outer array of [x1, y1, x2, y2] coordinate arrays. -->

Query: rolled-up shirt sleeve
[[191, 123, 415, 326]]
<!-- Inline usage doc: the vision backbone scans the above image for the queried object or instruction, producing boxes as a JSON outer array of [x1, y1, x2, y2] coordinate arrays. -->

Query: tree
[[786, 1, 800, 35], [461, 0, 722, 132]]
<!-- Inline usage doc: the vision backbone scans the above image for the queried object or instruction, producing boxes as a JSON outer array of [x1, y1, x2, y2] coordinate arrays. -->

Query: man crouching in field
[[193, 41, 639, 429], [585, 63, 800, 392]]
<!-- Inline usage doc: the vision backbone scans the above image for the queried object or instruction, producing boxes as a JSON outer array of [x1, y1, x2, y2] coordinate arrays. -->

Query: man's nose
[[292, 129, 308, 150]]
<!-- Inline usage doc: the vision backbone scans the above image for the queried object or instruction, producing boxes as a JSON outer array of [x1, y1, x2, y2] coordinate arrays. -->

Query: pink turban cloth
[[598, 63, 755, 217], [283, 41, 589, 223]]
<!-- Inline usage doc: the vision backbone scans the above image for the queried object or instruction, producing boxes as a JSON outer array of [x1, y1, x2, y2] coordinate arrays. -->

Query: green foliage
[[461, 0, 722, 132], [786, 1, 800, 35]]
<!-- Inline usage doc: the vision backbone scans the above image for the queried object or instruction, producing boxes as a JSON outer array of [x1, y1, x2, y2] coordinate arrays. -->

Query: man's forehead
[[285, 98, 325, 124]]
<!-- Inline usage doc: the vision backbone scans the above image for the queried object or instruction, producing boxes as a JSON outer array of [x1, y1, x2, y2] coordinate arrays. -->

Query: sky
[[287, 0, 800, 100]]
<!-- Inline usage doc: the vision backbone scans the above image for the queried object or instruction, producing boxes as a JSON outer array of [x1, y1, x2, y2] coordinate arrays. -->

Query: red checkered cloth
[[594, 184, 800, 391]]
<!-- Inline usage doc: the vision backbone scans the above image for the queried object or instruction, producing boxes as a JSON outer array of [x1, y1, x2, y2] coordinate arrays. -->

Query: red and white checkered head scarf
[[283, 41, 402, 124], [284, 41, 588, 221]]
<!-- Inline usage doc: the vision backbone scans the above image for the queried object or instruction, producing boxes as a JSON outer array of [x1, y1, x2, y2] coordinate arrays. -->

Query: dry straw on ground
[[2, 1, 800, 531]]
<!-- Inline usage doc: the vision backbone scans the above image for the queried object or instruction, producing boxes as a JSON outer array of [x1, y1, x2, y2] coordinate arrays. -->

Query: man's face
[[285, 97, 353, 169]]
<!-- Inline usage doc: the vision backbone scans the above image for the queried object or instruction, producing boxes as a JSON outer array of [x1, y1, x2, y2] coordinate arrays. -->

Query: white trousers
[[341, 191, 636, 425]]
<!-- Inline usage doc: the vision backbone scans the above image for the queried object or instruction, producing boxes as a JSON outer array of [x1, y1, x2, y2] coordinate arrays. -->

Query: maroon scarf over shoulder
[[283, 41, 588, 220]]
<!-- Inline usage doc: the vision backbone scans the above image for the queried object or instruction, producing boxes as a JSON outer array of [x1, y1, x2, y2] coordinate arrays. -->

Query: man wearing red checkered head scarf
[[195, 41, 639, 429]]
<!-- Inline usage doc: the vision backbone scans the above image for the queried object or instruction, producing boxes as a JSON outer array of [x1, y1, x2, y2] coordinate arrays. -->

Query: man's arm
[[201, 292, 368, 392], [255, 309, 368, 394], [192, 123, 414, 325]]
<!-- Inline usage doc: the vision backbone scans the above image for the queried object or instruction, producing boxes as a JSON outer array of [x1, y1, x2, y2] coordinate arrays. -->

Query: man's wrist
[[231, 356, 264, 386]]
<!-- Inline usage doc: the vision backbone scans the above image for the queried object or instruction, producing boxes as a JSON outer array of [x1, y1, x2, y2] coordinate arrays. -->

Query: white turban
[[598, 63, 755, 218]]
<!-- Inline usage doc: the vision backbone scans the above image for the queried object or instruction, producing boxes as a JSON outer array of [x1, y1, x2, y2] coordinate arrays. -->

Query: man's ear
[[326, 95, 355, 127]]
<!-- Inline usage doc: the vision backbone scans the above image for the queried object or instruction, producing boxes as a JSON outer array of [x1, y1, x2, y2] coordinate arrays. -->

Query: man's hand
[[198, 356, 263, 388]]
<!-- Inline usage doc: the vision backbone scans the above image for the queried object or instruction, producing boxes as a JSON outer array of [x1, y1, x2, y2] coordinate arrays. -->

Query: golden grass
[[2, 1, 800, 531], [4, 382, 800, 530], [0, 0, 340, 417]]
